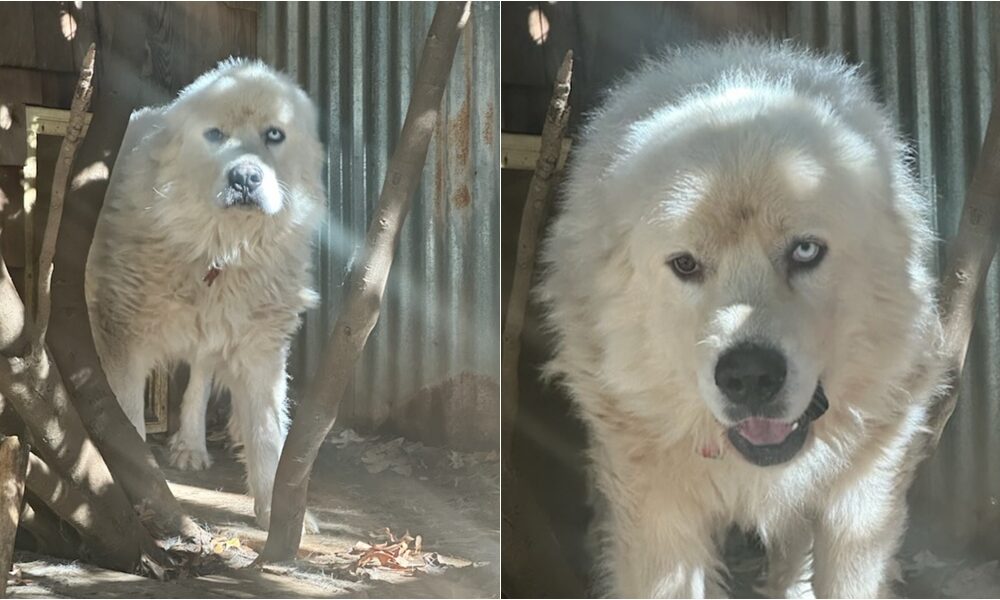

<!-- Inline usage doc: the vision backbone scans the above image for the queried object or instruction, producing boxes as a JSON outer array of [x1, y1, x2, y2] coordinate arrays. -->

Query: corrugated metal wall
[[258, 2, 500, 448], [790, 1, 1000, 548]]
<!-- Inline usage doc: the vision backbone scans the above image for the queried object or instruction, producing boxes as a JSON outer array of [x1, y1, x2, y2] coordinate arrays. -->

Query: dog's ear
[[145, 124, 183, 166], [118, 105, 181, 168]]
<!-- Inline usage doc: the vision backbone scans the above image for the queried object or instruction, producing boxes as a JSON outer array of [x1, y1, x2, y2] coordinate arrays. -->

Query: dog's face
[[599, 93, 926, 466], [151, 60, 323, 230]]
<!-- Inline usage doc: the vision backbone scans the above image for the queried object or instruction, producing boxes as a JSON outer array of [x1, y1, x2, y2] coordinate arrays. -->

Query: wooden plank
[[31, 2, 78, 73], [0, 68, 43, 166], [142, 2, 258, 103], [0, 166, 25, 269], [501, 2, 549, 87], [38, 71, 79, 108], [26, 106, 93, 137], [501, 133, 571, 171], [501, 2, 790, 135], [0, 3, 37, 69], [224, 1, 258, 12], [70, 1, 99, 72]]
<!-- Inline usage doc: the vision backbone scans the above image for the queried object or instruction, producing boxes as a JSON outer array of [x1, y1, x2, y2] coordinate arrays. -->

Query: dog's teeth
[[792, 422, 800, 430]]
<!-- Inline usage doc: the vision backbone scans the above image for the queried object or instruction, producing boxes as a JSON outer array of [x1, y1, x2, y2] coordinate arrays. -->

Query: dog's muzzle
[[715, 342, 786, 412], [726, 384, 829, 467], [224, 163, 264, 209], [713, 342, 828, 466]]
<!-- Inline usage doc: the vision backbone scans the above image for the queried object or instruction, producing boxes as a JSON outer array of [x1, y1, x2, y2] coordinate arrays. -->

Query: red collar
[[203, 266, 222, 286]]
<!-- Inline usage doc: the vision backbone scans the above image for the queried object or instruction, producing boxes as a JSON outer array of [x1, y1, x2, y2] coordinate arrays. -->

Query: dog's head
[[148, 58, 323, 231], [550, 73, 935, 467]]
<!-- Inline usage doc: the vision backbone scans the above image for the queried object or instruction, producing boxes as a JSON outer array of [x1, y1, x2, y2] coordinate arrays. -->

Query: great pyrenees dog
[[540, 40, 947, 598], [86, 59, 323, 531]]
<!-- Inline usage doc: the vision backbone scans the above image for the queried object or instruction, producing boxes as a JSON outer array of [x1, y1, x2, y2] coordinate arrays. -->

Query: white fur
[[86, 59, 324, 532], [540, 40, 947, 598]]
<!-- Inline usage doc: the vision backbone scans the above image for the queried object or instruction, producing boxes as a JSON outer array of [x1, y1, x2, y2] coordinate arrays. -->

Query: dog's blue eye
[[789, 239, 827, 270], [264, 127, 285, 144], [204, 128, 226, 143]]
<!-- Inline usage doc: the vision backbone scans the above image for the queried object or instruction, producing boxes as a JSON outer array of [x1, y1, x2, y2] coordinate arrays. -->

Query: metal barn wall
[[258, 2, 500, 449], [790, 2, 1000, 548]]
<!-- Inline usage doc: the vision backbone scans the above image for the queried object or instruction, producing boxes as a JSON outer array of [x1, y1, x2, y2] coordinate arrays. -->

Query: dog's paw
[[254, 504, 320, 535], [167, 433, 213, 470], [254, 505, 271, 531], [303, 510, 320, 534]]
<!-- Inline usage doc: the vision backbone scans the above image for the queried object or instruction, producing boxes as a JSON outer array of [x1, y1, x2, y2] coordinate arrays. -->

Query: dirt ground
[[7, 428, 500, 598], [721, 529, 1000, 598]]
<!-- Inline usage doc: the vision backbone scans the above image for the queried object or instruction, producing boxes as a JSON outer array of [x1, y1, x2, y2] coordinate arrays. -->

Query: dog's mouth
[[726, 384, 829, 467], [223, 189, 264, 210]]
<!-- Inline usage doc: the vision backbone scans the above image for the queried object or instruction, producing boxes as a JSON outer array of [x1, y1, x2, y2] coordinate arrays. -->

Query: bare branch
[[926, 82, 1000, 449], [0, 352, 152, 572], [500, 50, 583, 597], [502, 49, 572, 463], [33, 44, 96, 356], [22, 450, 137, 570], [258, 0, 471, 562], [18, 498, 81, 560], [0, 436, 28, 598]]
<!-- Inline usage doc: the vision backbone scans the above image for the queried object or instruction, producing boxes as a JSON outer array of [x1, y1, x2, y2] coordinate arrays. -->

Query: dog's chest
[[152, 261, 309, 356]]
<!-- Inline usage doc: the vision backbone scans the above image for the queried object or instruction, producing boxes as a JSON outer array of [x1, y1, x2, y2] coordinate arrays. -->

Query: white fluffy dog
[[86, 59, 323, 531], [540, 40, 947, 598]]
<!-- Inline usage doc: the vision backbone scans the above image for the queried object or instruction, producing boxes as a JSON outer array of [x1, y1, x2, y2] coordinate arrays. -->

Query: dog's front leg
[[597, 474, 724, 598], [762, 517, 815, 599], [606, 512, 723, 598], [223, 348, 290, 530], [223, 346, 319, 534], [812, 478, 906, 598], [168, 358, 215, 470]]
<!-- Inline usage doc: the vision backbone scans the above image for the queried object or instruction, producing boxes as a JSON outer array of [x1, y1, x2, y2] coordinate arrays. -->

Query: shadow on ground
[[8, 429, 500, 598]]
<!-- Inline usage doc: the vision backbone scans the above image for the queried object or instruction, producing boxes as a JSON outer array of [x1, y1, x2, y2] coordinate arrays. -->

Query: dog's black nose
[[715, 343, 787, 409], [228, 164, 263, 193]]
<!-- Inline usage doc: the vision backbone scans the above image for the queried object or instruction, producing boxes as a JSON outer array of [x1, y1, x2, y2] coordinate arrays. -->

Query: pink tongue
[[736, 418, 794, 446]]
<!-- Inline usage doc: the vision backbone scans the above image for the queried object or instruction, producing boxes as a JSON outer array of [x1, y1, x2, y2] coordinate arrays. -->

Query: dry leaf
[[212, 536, 242, 554]]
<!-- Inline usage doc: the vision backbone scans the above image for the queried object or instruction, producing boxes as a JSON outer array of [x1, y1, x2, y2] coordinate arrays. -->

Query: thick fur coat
[[540, 40, 947, 598], [86, 59, 324, 530]]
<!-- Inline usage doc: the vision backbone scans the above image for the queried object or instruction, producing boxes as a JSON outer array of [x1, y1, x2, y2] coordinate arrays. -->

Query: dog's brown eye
[[204, 127, 226, 143], [264, 127, 285, 144], [669, 253, 701, 280]]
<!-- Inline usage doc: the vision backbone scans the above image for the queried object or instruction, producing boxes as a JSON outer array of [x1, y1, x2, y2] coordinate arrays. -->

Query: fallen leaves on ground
[[327, 428, 368, 448], [341, 528, 436, 577], [360, 438, 426, 476], [7, 564, 31, 586], [212, 536, 243, 555], [447, 449, 499, 470]]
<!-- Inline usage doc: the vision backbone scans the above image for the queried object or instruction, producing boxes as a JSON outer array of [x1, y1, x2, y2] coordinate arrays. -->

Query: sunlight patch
[[71, 160, 109, 190], [527, 7, 550, 45]]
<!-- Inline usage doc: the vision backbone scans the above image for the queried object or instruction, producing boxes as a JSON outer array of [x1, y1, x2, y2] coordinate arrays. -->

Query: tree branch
[[0, 436, 28, 598], [502, 49, 572, 469], [32, 44, 95, 357], [500, 50, 583, 597], [47, 14, 211, 546], [18, 496, 81, 560], [0, 44, 174, 573], [0, 350, 153, 572], [257, 0, 471, 562], [926, 81, 1000, 449]]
